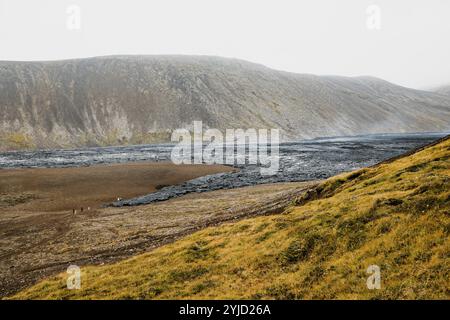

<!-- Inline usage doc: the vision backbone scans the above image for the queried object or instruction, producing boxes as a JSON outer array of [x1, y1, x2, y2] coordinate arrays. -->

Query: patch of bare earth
[[0, 162, 317, 297]]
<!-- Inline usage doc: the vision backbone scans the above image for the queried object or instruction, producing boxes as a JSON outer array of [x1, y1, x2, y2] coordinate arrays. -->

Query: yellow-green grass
[[0, 132, 35, 150], [10, 137, 450, 299]]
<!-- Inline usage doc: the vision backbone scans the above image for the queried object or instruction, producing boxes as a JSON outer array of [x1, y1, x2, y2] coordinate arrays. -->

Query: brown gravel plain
[[0, 162, 317, 297]]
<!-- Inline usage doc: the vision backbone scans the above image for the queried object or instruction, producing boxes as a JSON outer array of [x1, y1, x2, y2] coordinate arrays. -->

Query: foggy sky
[[0, 0, 449, 89]]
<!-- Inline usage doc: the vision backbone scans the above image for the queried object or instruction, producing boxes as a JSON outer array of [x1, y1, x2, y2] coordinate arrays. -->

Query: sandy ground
[[0, 162, 234, 212], [0, 162, 317, 298]]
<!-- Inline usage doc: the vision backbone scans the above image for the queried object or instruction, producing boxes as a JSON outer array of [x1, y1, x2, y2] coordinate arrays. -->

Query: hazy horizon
[[1, 0, 449, 89]]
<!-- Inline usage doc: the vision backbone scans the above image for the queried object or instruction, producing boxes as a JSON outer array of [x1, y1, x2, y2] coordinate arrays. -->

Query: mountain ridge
[[1, 55, 450, 151]]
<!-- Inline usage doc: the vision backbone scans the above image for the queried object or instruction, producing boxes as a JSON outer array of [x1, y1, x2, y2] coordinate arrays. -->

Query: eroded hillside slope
[[1, 56, 450, 150]]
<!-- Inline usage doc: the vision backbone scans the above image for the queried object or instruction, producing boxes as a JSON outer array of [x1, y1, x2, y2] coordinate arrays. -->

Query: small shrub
[[377, 221, 391, 234], [191, 280, 216, 294], [381, 198, 403, 206], [303, 265, 326, 285], [237, 224, 250, 231], [281, 233, 321, 264], [346, 230, 366, 250], [404, 162, 428, 173], [148, 286, 165, 297], [254, 223, 269, 233], [185, 241, 213, 262], [345, 170, 366, 181], [168, 267, 208, 282], [255, 231, 275, 243], [414, 251, 432, 262], [265, 284, 296, 300]]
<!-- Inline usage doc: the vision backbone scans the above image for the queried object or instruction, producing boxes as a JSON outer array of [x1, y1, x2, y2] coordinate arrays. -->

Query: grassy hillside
[[10, 137, 450, 299]]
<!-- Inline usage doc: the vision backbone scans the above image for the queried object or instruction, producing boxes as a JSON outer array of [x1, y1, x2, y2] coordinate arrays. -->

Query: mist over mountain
[[1, 55, 450, 150], [433, 85, 450, 96]]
